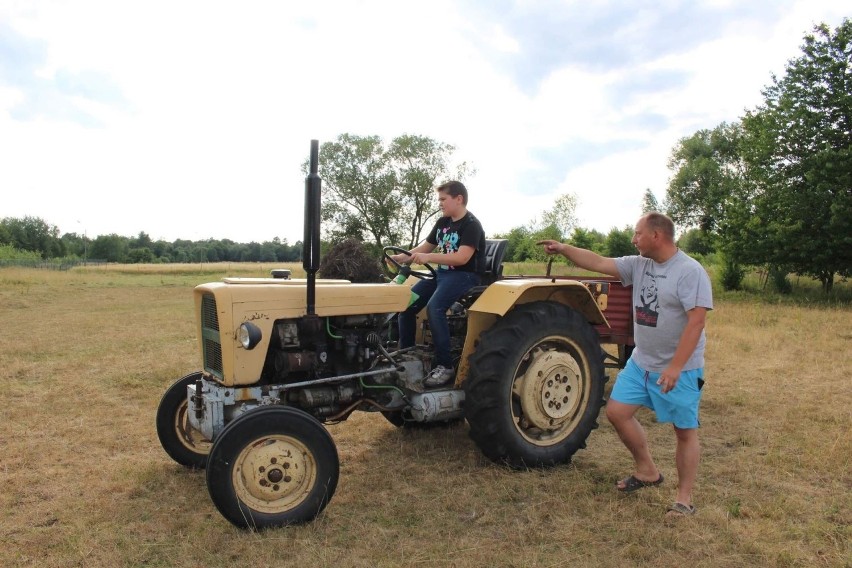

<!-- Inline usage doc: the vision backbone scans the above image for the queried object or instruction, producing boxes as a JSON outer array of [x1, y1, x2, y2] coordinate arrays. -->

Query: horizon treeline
[[0, 217, 302, 263]]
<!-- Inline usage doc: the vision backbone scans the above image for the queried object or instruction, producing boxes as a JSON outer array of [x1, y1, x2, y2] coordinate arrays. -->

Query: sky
[[0, 1, 848, 245]]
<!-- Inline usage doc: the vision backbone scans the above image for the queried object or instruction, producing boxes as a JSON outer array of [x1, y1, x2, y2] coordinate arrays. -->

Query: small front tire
[[156, 372, 211, 468], [206, 406, 339, 530]]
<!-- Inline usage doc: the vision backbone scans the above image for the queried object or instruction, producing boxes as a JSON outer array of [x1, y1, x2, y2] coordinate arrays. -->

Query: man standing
[[539, 212, 712, 516], [390, 181, 486, 387]]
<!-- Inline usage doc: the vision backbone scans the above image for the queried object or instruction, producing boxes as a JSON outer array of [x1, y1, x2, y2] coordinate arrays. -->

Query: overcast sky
[[0, 1, 847, 245]]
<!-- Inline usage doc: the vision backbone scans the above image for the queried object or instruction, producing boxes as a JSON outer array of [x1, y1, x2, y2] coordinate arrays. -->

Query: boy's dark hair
[[436, 180, 468, 205]]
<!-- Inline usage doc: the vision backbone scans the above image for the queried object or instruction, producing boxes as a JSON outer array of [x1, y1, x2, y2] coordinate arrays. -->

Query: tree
[[603, 226, 635, 257], [640, 188, 659, 214], [493, 226, 532, 262], [570, 228, 606, 254], [314, 133, 470, 249], [538, 193, 579, 238], [664, 123, 746, 233], [0, 216, 65, 258], [130, 231, 152, 250], [738, 20, 852, 292], [89, 234, 129, 263], [677, 228, 715, 255], [388, 134, 472, 248], [127, 247, 155, 263]]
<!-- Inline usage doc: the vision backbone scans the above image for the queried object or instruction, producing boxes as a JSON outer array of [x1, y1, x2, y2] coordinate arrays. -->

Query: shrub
[[719, 257, 746, 291], [770, 266, 792, 294], [0, 244, 42, 261], [318, 239, 385, 283]]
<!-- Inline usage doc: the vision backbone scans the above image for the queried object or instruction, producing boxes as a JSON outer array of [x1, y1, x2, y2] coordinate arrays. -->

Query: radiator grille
[[201, 293, 223, 378], [201, 294, 219, 331], [203, 338, 223, 376]]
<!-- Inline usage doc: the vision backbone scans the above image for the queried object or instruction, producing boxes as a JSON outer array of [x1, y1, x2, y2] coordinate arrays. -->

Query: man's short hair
[[437, 181, 468, 205], [643, 212, 675, 241]]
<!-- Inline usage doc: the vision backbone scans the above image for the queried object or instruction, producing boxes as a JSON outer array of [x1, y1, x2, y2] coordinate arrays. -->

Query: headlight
[[238, 322, 262, 349]]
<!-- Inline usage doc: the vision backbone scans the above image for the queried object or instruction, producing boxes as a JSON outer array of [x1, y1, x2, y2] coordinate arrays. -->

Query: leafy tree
[[538, 193, 579, 238], [494, 226, 532, 262], [570, 227, 606, 254], [127, 247, 155, 263], [90, 234, 129, 263], [677, 228, 716, 255], [314, 133, 470, 249], [60, 232, 88, 258], [494, 193, 579, 263], [640, 188, 660, 214], [527, 224, 563, 261], [603, 226, 635, 257], [738, 20, 852, 292], [388, 135, 472, 248], [130, 231, 152, 250], [0, 216, 65, 258], [664, 122, 746, 232]]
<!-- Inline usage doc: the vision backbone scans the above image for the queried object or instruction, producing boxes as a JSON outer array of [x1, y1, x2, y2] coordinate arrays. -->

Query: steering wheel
[[382, 246, 437, 281]]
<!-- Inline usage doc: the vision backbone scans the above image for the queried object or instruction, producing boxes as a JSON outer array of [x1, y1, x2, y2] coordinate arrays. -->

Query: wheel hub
[[233, 436, 315, 513], [518, 348, 583, 430]]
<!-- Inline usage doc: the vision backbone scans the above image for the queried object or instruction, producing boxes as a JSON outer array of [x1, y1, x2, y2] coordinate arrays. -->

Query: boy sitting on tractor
[[388, 181, 486, 387]]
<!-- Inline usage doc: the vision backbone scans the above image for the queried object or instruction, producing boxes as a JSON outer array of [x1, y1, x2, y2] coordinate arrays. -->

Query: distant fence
[[0, 259, 108, 271]]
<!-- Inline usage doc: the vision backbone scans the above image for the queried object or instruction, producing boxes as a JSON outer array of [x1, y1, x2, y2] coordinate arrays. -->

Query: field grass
[[0, 265, 849, 568]]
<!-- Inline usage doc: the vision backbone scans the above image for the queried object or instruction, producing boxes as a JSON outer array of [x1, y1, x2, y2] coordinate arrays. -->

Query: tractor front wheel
[[464, 301, 607, 468], [156, 372, 211, 468], [206, 406, 339, 530]]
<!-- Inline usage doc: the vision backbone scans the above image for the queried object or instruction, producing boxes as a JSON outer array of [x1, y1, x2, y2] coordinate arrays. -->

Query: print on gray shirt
[[614, 250, 713, 373]]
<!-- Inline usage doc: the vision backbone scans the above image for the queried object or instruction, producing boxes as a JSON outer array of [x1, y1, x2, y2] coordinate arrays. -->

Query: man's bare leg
[[606, 400, 661, 486]]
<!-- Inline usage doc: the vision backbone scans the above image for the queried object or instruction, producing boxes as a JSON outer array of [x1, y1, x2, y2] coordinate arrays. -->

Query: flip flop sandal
[[666, 502, 697, 516], [616, 474, 664, 492]]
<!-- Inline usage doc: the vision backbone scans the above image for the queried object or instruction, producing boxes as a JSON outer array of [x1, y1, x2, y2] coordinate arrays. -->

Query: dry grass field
[[0, 264, 849, 568]]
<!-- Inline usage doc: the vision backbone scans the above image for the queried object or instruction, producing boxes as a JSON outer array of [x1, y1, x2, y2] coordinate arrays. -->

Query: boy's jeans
[[398, 270, 481, 368]]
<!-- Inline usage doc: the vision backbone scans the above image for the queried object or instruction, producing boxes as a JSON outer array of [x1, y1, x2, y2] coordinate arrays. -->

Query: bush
[[0, 244, 42, 261], [318, 239, 385, 283], [719, 257, 746, 291], [678, 228, 716, 255], [770, 266, 792, 294]]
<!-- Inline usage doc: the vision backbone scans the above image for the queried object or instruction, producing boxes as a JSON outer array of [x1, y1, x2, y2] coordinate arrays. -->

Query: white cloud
[[0, 1, 848, 246]]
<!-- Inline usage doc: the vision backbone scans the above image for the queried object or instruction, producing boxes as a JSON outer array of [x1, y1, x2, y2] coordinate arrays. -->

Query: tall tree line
[[0, 219, 302, 264], [665, 20, 851, 292]]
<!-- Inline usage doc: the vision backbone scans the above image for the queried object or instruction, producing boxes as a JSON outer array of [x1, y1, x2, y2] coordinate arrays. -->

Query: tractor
[[156, 140, 632, 529]]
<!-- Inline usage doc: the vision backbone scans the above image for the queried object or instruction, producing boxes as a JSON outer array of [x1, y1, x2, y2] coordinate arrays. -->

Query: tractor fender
[[455, 279, 609, 385]]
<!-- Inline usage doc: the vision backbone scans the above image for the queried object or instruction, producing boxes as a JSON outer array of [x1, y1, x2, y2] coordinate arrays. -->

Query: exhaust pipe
[[303, 139, 321, 315]]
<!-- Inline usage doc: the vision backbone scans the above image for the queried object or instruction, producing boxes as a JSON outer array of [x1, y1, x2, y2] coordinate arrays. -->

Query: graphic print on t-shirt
[[437, 225, 460, 269], [636, 273, 660, 327]]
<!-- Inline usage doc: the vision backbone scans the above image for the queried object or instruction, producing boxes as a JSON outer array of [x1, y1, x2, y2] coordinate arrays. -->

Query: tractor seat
[[457, 239, 508, 308]]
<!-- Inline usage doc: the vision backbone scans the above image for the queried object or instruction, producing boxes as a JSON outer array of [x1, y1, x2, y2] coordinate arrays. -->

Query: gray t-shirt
[[614, 250, 713, 372]]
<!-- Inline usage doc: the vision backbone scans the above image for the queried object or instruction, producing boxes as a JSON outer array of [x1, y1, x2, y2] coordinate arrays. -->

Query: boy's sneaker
[[423, 365, 454, 387]]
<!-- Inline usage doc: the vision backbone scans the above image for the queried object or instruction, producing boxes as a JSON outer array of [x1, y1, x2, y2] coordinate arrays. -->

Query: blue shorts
[[610, 358, 704, 429]]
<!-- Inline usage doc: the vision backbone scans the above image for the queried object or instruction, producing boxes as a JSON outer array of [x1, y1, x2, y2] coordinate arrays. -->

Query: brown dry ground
[[0, 264, 849, 568]]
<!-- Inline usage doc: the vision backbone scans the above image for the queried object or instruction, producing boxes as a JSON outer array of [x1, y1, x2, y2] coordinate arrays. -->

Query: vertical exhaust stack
[[303, 140, 321, 315]]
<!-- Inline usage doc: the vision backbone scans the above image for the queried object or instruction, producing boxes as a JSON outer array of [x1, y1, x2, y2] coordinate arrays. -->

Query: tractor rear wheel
[[464, 301, 606, 468], [206, 406, 339, 530], [156, 372, 211, 468]]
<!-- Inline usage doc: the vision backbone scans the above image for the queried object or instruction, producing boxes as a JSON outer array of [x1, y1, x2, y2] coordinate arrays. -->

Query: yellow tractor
[[156, 141, 621, 529]]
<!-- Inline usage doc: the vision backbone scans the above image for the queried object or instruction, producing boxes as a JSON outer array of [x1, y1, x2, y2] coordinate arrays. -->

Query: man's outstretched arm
[[537, 240, 620, 277]]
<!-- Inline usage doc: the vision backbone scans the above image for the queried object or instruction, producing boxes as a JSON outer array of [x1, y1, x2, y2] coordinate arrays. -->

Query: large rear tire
[[464, 301, 607, 468], [156, 372, 211, 468], [206, 406, 339, 530]]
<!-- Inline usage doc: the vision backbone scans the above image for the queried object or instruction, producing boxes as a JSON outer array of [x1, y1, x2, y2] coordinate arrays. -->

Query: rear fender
[[455, 280, 609, 384]]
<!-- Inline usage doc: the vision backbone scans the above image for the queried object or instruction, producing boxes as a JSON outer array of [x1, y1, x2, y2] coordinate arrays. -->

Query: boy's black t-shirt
[[425, 212, 486, 273]]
